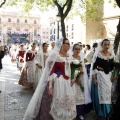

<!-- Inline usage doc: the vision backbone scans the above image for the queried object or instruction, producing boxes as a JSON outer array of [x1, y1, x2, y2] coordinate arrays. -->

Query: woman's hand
[[0, 46, 4, 51], [36, 64, 42, 68], [71, 79, 76, 86], [77, 80, 81, 85], [48, 87, 53, 96], [111, 76, 118, 82], [94, 79, 98, 86]]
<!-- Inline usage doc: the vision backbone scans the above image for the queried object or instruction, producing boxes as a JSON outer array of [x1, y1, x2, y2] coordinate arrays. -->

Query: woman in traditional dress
[[19, 43, 36, 88], [23, 38, 76, 120], [16, 44, 26, 72], [10, 44, 16, 63], [71, 44, 92, 120], [34, 43, 49, 89], [91, 39, 114, 120]]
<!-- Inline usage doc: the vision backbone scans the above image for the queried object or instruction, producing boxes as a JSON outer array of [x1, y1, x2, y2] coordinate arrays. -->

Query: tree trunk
[[116, 0, 120, 8], [114, 19, 120, 54], [61, 17, 66, 38], [0, 0, 6, 8]]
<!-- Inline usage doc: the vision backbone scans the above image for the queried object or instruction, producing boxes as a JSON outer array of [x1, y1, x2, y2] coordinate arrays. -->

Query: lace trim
[[50, 95, 76, 120], [50, 109, 76, 120], [97, 52, 114, 60]]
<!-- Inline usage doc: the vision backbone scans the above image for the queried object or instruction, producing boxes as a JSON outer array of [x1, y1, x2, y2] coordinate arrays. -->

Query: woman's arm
[[34, 53, 42, 68]]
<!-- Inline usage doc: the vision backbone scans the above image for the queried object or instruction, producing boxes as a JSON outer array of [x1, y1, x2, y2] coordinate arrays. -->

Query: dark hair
[[92, 43, 98, 48], [72, 44, 80, 50], [86, 44, 91, 50], [42, 43, 47, 48], [51, 42, 55, 44], [101, 39, 110, 45], [63, 38, 69, 44], [83, 44, 85, 47], [31, 42, 36, 47]]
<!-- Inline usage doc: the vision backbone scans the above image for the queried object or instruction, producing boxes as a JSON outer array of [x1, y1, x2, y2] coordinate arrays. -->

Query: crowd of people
[[0, 38, 120, 120]]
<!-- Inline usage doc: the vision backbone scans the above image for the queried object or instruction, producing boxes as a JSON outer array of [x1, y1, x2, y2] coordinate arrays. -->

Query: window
[[34, 30, 37, 36], [25, 20, 27, 23], [8, 18, 11, 22], [50, 30, 52, 34], [72, 24, 74, 30], [17, 19, 20, 23], [66, 33, 68, 37], [71, 32, 74, 39], [54, 29, 55, 34], [66, 25, 68, 31], [34, 20, 36, 24], [0, 18, 1, 23], [7, 28, 11, 33]]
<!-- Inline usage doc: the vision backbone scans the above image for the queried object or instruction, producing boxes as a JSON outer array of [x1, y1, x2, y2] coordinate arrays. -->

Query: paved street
[[0, 56, 105, 120], [0, 56, 33, 120]]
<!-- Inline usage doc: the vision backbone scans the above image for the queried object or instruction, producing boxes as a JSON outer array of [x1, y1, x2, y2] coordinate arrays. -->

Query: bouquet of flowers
[[71, 59, 84, 91]]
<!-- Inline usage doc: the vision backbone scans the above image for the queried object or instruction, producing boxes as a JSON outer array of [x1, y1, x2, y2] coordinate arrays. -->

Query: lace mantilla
[[97, 52, 114, 60]]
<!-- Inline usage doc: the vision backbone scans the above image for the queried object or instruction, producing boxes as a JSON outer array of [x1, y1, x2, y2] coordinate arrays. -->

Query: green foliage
[[70, 0, 104, 22], [6, 0, 117, 22]]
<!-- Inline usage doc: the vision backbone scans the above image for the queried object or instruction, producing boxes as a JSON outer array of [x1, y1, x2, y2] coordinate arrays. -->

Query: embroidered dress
[[17, 50, 26, 68], [71, 58, 91, 116], [19, 50, 36, 87], [91, 52, 114, 117], [34, 83, 53, 120], [49, 55, 76, 120], [34, 51, 49, 89]]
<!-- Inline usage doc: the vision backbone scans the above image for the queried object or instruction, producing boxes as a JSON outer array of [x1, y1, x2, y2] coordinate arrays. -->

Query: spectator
[[0, 45, 4, 93], [84, 44, 91, 77], [51, 42, 55, 50], [0, 45, 4, 71]]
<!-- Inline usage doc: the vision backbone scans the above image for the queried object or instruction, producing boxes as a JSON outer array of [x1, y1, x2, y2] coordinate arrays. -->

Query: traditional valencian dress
[[19, 50, 36, 87], [91, 52, 114, 117], [49, 55, 76, 120], [16, 49, 26, 69], [71, 57, 92, 117], [33, 54, 76, 120], [34, 51, 49, 89]]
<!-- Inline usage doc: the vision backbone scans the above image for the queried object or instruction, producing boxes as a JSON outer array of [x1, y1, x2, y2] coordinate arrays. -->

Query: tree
[[114, 0, 120, 54], [53, 0, 73, 38], [0, 0, 6, 8], [7, 0, 105, 38], [7, 0, 74, 38]]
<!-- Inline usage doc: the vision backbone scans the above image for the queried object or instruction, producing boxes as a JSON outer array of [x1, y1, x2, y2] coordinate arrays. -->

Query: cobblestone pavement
[[0, 56, 33, 120], [0, 56, 106, 120]]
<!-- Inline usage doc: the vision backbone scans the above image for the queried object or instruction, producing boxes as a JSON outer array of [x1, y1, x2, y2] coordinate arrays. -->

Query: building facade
[[49, 16, 86, 44], [65, 16, 86, 44], [86, 0, 120, 44], [40, 25, 50, 43], [0, 11, 41, 45]]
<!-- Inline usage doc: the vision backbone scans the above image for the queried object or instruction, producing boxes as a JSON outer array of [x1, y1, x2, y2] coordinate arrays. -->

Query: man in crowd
[[0, 45, 4, 93]]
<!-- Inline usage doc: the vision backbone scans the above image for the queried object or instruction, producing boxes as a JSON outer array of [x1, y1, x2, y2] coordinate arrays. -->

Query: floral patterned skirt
[[50, 75, 76, 120], [19, 66, 33, 88], [34, 84, 53, 120]]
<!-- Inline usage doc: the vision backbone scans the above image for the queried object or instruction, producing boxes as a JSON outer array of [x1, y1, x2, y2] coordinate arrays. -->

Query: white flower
[[72, 59, 81, 65]]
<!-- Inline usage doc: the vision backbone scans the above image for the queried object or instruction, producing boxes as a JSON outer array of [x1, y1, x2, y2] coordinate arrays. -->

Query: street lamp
[[56, 14, 61, 40]]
